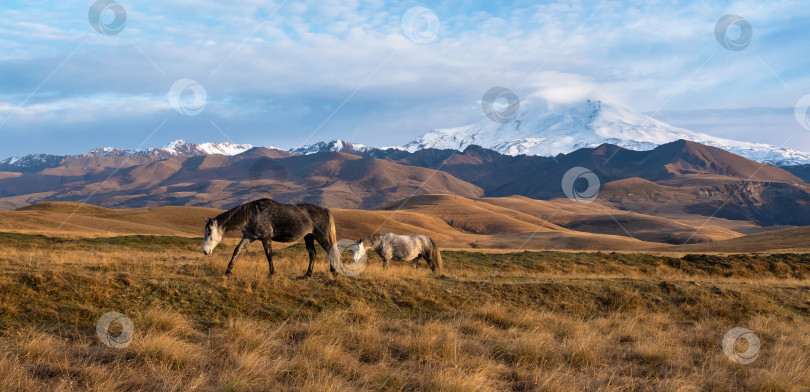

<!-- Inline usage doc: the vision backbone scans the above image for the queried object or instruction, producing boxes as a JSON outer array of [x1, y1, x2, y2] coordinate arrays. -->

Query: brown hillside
[[1, 202, 220, 238], [477, 195, 742, 244], [380, 194, 564, 234], [0, 153, 484, 210], [657, 226, 810, 253]]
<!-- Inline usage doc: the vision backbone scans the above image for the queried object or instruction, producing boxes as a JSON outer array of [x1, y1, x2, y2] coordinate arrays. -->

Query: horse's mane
[[362, 233, 382, 248], [215, 201, 254, 231]]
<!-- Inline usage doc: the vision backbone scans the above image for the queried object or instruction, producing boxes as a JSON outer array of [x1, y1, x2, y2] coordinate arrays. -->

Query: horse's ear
[[204, 217, 212, 224]]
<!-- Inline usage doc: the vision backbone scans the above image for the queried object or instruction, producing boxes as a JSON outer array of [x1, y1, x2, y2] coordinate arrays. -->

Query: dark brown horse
[[202, 198, 340, 277]]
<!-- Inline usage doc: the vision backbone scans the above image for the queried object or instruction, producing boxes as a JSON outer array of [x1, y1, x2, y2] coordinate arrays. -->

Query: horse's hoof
[[224, 272, 232, 277], [297, 274, 311, 280]]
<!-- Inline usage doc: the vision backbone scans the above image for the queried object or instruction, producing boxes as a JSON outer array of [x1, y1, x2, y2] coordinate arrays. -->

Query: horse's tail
[[325, 208, 341, 275], [429, 237, 442, 273]]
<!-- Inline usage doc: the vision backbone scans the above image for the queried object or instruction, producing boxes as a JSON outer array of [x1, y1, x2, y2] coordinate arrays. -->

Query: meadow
[[0, 233, 808, 391]]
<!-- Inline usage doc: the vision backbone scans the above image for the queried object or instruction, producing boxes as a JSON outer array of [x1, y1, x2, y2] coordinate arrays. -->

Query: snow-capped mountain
[[290, 139, 369, 155], [0, 140, 256, 171], [0, 154, 64, 172], [403, 95, 810, 166], [153, 140, 254, 157], [79, 140, 255, 158], [72, 140, 254, 158]]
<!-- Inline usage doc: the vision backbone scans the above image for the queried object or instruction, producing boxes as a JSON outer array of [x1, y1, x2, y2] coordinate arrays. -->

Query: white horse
[[353, 233, 442, 273]]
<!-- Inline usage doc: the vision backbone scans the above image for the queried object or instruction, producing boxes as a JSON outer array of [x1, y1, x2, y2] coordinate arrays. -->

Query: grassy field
[[0, 234, 808, 391]]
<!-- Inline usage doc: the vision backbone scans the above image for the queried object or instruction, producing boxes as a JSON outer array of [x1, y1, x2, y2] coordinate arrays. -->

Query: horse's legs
[[411, 255, 422, 268], [261, 239, 274, 276], [303, 234, 317, 278], [225, 237, 253, 275], [424, 254, 437, 272], [377, 252, 389, 268], [304, 230, 337, 275], [378, 249, 391, 268]]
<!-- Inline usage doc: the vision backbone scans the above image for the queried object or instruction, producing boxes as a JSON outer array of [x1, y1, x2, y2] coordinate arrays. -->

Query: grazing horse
[[202, 198, 341, 277], [353, 233, 442, 273]]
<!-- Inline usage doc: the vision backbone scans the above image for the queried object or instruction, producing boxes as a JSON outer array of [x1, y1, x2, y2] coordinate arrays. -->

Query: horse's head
[[202, 218, 224, 255], [351, 239, 366, 263]]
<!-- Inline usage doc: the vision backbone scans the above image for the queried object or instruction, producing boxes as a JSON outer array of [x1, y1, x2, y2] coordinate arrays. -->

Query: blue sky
[[1, 0, 809, 157]]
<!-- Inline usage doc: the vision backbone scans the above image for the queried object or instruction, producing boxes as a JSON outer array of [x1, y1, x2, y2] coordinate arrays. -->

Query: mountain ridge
[[0, 140, 259, 172], [1, 139, 809, 227]]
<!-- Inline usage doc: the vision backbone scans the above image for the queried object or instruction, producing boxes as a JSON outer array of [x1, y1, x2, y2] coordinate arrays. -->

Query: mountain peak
[[290, 139, 369, 155], [403, 94, 810, 165], [162, 139, 189, 148], [146, 140, 252, 157]]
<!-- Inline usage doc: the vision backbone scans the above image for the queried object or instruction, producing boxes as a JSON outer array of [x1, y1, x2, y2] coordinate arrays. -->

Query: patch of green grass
[[0, 232, 200, 250], [0, 232, 69, 246], [443, 250, 810, 279]]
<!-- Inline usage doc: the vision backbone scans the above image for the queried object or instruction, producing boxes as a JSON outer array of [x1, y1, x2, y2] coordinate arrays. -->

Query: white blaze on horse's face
[[352, 242, 366, 263], [202, 219, 223, 255]]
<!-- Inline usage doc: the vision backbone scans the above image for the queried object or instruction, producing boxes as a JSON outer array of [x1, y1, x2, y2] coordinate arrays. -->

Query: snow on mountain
[[158, 140, 254, 157], [81, 146, 134, 158], [0, 153, 64, 172], [76, 140, 255, 159], [197, 142, 255, 156], [290, 139, 369, 155], [403, 95, 810, 166], [0, 140, 257, 171]]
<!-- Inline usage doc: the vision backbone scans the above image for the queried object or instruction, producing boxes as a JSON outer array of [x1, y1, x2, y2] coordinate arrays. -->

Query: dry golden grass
[[0, 234, 808, 391]]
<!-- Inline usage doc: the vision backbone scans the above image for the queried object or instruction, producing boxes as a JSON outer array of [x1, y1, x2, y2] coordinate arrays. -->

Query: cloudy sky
[[1, 0, 809, 158]]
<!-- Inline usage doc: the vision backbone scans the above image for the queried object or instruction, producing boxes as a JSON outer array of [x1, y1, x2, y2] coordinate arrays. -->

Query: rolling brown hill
[[600, 175, 810, 226], [476, 195, 743, 244], [0, 202, 221, 238], [655, 225, 810, 253], [0, 149, 483, 211]]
